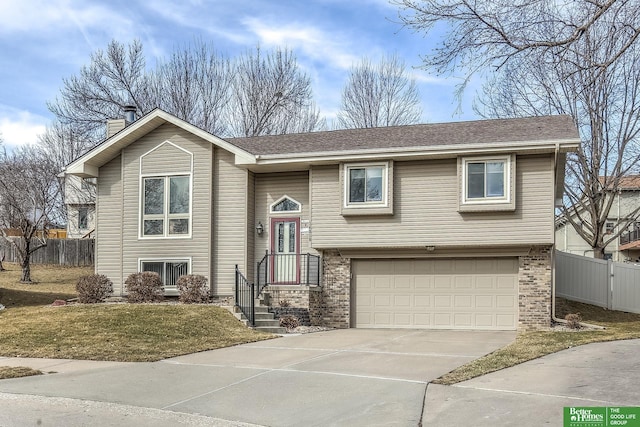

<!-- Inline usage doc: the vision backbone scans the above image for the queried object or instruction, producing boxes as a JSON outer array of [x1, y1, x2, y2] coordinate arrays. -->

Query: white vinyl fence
[[555, 250, 640, 314]]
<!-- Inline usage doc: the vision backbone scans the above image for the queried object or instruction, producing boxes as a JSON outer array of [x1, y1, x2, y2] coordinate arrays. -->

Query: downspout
[[551, 142, 563, 324]]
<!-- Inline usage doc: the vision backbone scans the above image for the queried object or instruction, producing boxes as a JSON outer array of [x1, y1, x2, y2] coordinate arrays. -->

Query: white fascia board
[[252, 138, 580, 166], [66, 163, 99, 178], [64, 109, 256, 173]]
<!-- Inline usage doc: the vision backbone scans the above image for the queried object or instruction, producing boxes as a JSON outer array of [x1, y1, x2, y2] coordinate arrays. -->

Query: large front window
[[140, 259, 190, 288], [142, 175, 190, 237]]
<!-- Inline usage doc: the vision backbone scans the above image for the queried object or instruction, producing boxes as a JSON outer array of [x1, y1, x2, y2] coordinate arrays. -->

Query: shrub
[[176, 275, 209, 304], [279, 315, 299, 330], [125, 272, 164, 303], [76, 274, 113, 303], [565, 313, 582, 329]]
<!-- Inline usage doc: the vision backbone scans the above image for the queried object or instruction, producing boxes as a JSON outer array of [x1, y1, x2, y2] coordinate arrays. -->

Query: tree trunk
[[593, 246, 606, 259], [20, 240, 32, 283], [0, 251, 5, 271]]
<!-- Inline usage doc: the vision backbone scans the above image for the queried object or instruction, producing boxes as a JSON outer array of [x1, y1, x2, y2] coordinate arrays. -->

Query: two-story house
[[555, 176, 640, 262], [64, 109, 579, 330]]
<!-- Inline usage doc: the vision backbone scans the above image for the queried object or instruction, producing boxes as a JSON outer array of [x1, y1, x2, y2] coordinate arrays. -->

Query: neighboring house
[[64, 175, 96, 238], [64, 109, 579, 331], [555, 176, 640, 262]]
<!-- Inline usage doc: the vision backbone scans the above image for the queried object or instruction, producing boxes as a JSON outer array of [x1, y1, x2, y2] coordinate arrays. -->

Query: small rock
[[0, 303, 5, 311], [51, 300, 67, 306]]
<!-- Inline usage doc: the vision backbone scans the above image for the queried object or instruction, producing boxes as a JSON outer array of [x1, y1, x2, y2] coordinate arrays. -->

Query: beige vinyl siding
[[253, 171, 315, 272], [246, 171, 255, 282], [96, 154, 124, 294], [311, 155, 554, 249], [213, 147, 248, 295], [140, 142, 192, 175], [120, 123, 212, 293]]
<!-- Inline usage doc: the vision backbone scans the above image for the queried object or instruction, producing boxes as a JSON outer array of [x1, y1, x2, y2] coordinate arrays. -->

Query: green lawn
[[0, 263, 273, 378]]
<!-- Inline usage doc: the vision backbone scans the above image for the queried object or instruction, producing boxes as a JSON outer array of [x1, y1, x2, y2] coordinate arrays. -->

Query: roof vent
[[123, 105, 137, 123]]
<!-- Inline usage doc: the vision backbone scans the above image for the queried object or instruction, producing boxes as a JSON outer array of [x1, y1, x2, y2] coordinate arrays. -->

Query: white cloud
[[0, 108, 48, 147], [242, 18, 363, 70]]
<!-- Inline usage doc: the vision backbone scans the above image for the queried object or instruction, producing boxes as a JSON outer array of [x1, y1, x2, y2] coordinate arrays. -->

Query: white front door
[[271, 218, 300, 283]]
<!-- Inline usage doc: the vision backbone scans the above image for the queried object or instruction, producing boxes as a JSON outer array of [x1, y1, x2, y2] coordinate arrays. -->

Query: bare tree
[[227, 46, 321, 137], [476, 24, 640, 258], [394, 0, 640, 92], [48, 40, 323, 142], [48, 40, 150, 144], [337, 54, 422, 128], [153, 41, 233, 136], [0, 145, 63, 282]]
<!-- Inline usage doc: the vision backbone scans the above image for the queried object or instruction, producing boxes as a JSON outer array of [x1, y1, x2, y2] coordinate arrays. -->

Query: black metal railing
[[234, 265, 255, 326], [620, 229, 640, 245], [256, 252, 321, 296]]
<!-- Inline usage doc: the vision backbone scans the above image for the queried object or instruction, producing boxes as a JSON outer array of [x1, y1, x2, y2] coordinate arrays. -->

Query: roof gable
[[65, 109, 254, 177]]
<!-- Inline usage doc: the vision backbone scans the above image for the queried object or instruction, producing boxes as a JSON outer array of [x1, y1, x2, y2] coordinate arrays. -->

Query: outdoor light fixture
[[256, 221, 264, 236], [425, 246, 436, 252]]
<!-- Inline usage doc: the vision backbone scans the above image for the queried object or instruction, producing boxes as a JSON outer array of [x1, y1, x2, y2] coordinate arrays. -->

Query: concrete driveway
[[0, 329, 514, 427], [423, 338, 640, 427]]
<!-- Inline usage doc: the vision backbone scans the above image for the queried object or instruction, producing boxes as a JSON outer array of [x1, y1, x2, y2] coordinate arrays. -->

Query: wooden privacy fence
[[0, 238, 95, 266], [555, 250, 640, 314]]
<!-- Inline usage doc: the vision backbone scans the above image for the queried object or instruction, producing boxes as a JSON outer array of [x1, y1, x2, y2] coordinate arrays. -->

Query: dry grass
[[0, 263, 87, 307], [435, 298, 640, 385], [0, 263, 274, 365], [0, 366, 43, 380]]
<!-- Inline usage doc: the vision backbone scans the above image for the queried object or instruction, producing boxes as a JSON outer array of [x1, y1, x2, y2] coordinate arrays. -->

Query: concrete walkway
[[0, 329, 514, 427], [422, 339, 640, 426]]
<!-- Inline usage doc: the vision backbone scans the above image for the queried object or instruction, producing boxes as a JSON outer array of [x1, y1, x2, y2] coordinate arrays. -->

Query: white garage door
[[353, 258, 518, 330]]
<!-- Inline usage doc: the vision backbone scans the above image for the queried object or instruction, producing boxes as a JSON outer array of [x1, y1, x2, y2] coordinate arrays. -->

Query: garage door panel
[[354, 258, 518, 330], [475, 295, 494, 308], [454, 276, 473, 289], [374, 295, 391, 307], [497, 276, 517, 289], [454, 295, 472, 308], [454, 313, 472, 327], [434, 277, 452, 289], [414, 276, 432, 289], [434, 295, 451, 308], [374, 277, 391, 289], [394, 276, 411, 289], [476, 277, 495, 289], [414, 295, 431, 307]]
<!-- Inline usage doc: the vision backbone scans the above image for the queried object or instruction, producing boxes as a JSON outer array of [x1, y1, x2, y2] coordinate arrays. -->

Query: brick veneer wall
[[262, 286, 322, 326], [518, 245, 552, 330], [319, 249, 351, 328]]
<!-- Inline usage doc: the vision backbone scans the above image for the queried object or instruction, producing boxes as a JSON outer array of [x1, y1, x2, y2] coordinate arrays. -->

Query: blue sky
[[0, 0, 480, 147]]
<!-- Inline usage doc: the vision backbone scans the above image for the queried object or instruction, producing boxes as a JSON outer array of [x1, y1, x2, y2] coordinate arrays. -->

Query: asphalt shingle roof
[[225, 115, 578, 156]]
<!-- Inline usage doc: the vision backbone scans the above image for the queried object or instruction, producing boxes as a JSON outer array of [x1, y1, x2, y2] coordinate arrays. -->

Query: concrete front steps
[[227, 302, 286, 334]]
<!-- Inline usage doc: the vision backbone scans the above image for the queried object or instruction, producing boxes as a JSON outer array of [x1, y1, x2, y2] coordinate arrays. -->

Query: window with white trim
[[345, 163, 387, 205], [459, 155, 515, 212], [142, 175, 190, 237], [270, 196, 301, 213], [140, 259, 190, 288]]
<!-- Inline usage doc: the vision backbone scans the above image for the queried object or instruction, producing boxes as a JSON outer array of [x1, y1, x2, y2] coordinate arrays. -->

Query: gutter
[[247, 138, 581, 165]]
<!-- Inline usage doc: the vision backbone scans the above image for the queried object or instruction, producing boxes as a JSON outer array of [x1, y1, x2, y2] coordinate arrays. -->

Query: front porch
[[234, 252, 322, 329]]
